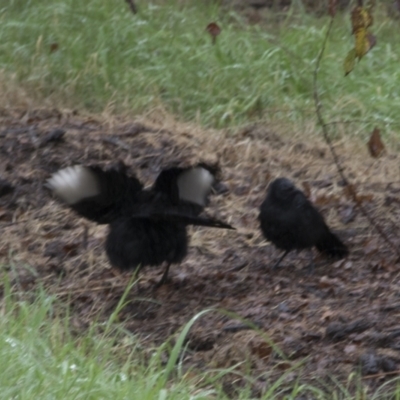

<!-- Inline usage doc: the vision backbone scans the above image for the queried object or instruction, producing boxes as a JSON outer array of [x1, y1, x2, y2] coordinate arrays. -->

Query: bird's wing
[[153, 164, 215, 208], [293, 190, 331, 241], [46, 165, 143, 224]]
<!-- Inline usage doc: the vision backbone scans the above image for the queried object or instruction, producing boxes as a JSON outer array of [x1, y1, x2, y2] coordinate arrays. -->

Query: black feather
[[106, 218, 188, 271], [70, 166, 143, 224], [259, 178, 348, 268], [47, 162, 233, 285]]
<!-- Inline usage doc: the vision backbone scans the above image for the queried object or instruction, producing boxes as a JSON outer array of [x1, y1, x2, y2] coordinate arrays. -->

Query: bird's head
[[267, 178, 296, 201]]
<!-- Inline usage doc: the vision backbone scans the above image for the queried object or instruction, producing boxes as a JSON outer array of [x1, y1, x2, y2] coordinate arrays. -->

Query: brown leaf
[[275, 361, 293, 371], [328, 0, 337, 17], [125, 0, 137, 14], [250, 341, 272, 359], [367, 127, 385, 158], [49, 43, 59, 53], [343, 184, 358, 201], [62, 242, 79, 256], [344, 48, 356, 76], [351, 6, 373, 35], [342, 184, 367, 205], [314, 194, 337, 207], [206, 22, 221, 45], [355, 28, 369, 58]]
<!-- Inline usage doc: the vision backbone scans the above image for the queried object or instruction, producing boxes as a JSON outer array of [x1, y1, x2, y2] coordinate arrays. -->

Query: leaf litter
[[1, 107, 400, 393]]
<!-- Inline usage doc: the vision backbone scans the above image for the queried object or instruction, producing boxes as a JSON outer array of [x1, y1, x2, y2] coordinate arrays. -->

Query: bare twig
[[82, 225, 89, 250], [325, 119, 400, 127], [125, 0, 137, 14], [313, 17, 400, 259], [362, 369, 400, 380]]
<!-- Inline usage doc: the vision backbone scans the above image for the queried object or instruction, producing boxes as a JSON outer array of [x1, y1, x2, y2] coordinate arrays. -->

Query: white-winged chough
[[47, 163, 234, 286], [259, 178, 348, 269]]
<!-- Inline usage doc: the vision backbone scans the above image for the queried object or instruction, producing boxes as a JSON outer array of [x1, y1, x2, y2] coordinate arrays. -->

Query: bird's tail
[[130, 209, 234, 230], [316, 230, 348, 259], [170, 214, 234, 230]]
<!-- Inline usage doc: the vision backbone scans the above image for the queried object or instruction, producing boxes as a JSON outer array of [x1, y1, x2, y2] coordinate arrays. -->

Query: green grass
[[0, 282, 218, 399], [1, 0, 399, 132], [0, 299, 199, 399], [2, 283, 400, 399], [0, 282, 316, 400]]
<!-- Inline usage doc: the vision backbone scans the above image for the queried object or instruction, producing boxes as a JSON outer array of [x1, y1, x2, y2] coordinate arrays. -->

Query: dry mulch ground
[[1, 107, 400, 393]]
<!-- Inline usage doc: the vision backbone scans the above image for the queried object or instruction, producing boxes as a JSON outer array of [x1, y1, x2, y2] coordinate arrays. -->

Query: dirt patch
[[1, 107, 400, 393]]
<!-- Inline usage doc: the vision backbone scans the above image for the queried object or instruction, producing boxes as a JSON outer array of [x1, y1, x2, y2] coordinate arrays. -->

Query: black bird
[[47, 163, 234, 286], [259, 178, 348, 269]]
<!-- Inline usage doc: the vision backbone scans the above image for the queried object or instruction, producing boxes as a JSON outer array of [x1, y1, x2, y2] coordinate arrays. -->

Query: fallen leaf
[[314, 194, 336, 207], [344, 48, 356, 76], [206, 22, 221, 45], [329, 0, 337, 17], [250, 341, 272, 359], [275, 361, 292, 371], [367, 127, 385, 158], [49, 42, 59, 53], [342, 184, 372, 204]]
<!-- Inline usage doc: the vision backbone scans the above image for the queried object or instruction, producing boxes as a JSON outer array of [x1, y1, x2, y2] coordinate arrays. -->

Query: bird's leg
[[154, 263, 172, 289], [271, 250, 290, 269], [306, 250, 315, 274]]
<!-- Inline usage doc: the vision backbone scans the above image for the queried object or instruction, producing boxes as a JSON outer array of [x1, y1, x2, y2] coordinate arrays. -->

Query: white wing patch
[[46, 166, 99, 205], [177, 167, 214, 206]]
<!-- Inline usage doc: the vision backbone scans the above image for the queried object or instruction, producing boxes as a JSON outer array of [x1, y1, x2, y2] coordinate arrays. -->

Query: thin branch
[[313, 17, 400, 259], [325, 119, 400, 127]]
